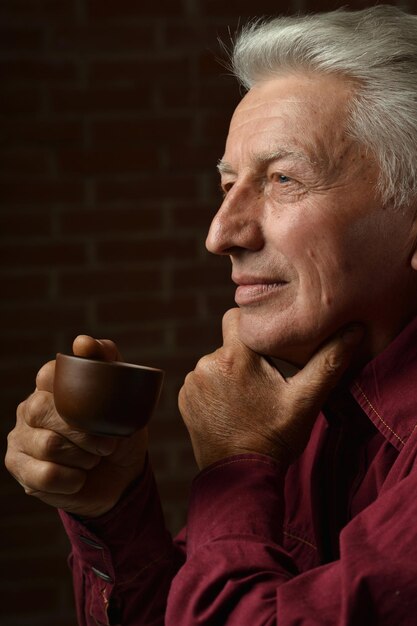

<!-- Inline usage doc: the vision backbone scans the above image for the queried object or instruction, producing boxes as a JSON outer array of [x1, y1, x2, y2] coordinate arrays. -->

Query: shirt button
[[91, 566, 114, 583]]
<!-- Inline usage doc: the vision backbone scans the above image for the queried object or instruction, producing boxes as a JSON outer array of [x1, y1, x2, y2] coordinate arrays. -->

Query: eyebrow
[[217, 149, 318, 176]]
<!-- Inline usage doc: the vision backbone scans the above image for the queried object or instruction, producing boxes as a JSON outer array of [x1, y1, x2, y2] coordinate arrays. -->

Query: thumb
[[221, 308, 243, 348], [293, 324, 364, 410], [72, 335, 123, 362]]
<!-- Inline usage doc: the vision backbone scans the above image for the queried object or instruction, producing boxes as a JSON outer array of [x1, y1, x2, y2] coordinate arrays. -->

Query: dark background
[[0, 1, 413, 624]]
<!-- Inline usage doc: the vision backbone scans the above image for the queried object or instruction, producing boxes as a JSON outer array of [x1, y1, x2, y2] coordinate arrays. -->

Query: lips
[[232, 275, 289, 306]]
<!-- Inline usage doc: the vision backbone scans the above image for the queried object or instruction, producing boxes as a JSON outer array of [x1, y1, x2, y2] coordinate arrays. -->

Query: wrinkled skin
[[179, 308, 363, 470], [5, 337, 148, 517], [6, 73, 417, 514], [180, 73, 417, 469]]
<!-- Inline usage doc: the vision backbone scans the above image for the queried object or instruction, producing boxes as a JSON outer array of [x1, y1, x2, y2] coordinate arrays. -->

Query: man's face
[[206, 74, 417, 365]]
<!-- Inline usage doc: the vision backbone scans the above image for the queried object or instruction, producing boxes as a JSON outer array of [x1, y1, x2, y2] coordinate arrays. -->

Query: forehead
[[222, 73, 356, 171]]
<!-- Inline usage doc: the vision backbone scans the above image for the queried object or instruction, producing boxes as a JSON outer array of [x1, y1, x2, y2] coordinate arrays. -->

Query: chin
[[237, 314, 319, 367]]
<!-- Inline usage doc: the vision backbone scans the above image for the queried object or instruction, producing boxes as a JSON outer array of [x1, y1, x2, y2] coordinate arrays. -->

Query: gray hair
[[230, 5, 417, 208]]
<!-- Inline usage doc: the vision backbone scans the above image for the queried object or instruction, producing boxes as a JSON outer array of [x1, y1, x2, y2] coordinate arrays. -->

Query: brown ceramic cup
[[54, 354, 164, 437]]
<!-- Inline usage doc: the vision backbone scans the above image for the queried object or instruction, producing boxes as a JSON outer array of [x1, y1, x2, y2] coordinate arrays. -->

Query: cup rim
[[56, 353, 164, 374]]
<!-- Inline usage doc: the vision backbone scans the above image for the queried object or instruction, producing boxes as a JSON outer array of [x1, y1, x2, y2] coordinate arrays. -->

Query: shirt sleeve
[[166, 453, 417, 626], [59, 456, 186, 626]]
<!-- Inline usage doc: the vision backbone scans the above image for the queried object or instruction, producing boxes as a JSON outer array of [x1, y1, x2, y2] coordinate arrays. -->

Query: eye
[[220, 181, 234, 196], [271, 173, 292, 184]]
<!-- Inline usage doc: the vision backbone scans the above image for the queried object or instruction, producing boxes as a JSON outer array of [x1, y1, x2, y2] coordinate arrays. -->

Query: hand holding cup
[[54, 353, 164, 437], [5, 335, 163, 517]]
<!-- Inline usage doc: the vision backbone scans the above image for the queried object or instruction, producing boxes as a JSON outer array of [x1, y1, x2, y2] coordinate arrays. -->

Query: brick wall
[[0, 0, 412, 624]]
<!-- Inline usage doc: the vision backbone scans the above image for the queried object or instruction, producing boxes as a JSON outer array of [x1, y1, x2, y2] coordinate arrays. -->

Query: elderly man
[[6, 5, 417, 625]]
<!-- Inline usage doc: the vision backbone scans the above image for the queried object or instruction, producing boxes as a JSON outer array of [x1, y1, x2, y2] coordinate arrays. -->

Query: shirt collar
[[350, 316, 417, 451]]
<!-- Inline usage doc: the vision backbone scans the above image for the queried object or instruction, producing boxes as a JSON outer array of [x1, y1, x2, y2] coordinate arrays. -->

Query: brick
[[0, 333, 52, 359], [174, 320, 223, 351], [170, 203, 217, 230], [157, 477, 191, 504], [0, 88, 41, 114], [172, 261, 231, 290], [97, 294, 198, 325], [0, 150, 50, 176], [150, 353, 200, 377], [149, 417, 191, 442], [0, 0, 75, 19], [0, 181, 84, 205], [305, 0, 391, 10], [89, 57, 189, 83], [0, 242, 86, 267], [198, 50, 226, 77], [96, 176, 196, 203], [0, 210, 51, 238], [0, 553, 70, 584], [159, 81, 195, 109], [0, 362, 43, 389], [96, 237, 197, 264], [0, 471, 48, 506], [0, 27, 43, 51], [0, 119, 83, 147], [166, 143, 220, 170], [59, 207, 163, 235], [0, 273, 50, 300], [50, 24, 155, 53], [0, 516, 65, 554], [164, 23, 230, 48], [0, 302, 86, 331], [59, 267, 162, 297], [200, 0, 284, 17], [0, 585, 60, 615], [205, 290, 235, 316], [91, 116, 192, 145], [50, 86, 152, 114], [201, 112, 233, 141], [57, 147, 158, 175], [87, 0, 184, 19], [97, 327, 166, 358], [196, 77, 241, 107], [1, 60, 77, 84]]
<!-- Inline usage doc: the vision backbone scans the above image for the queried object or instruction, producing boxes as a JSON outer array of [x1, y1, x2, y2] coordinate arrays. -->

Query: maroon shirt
[[60, 317, 417, 625]]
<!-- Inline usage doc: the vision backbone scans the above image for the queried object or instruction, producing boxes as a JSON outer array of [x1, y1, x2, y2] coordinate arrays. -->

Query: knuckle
[[215, 347, 238, 375], [37, 462, 84, 494], [4, 445, 17, 476], [195, 351, 215, 370], [37, 463, 59, 492], [42, 430, 65, 459], [25, 391, 54, 427], [16, 400, 27, 420], [35, 360, 55, 386], [322, 353, 342, 376], [222, 309, 234, 326], [33, 463, 57, 492], [5, 431, 24, 476], [222, 307, 238, 326], [183, 370, 195, 386]]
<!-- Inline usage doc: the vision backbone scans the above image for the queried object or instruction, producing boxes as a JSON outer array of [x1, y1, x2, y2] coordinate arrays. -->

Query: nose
[[205, 185, 264, 256]]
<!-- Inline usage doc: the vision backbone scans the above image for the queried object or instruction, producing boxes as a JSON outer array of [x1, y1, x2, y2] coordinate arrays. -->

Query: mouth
[[232, 275, 289, 306]]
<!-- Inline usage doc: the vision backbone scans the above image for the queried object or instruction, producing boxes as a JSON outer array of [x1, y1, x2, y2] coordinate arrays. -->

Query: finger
[[12, 453, 87, 496], [221, 308, 243, 347], [292, 324, 364, 408], [73, 335, 123, 362], [19, 426, 102, 471], [24, 391, 118, 457], [36, 360, 55, 392]]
